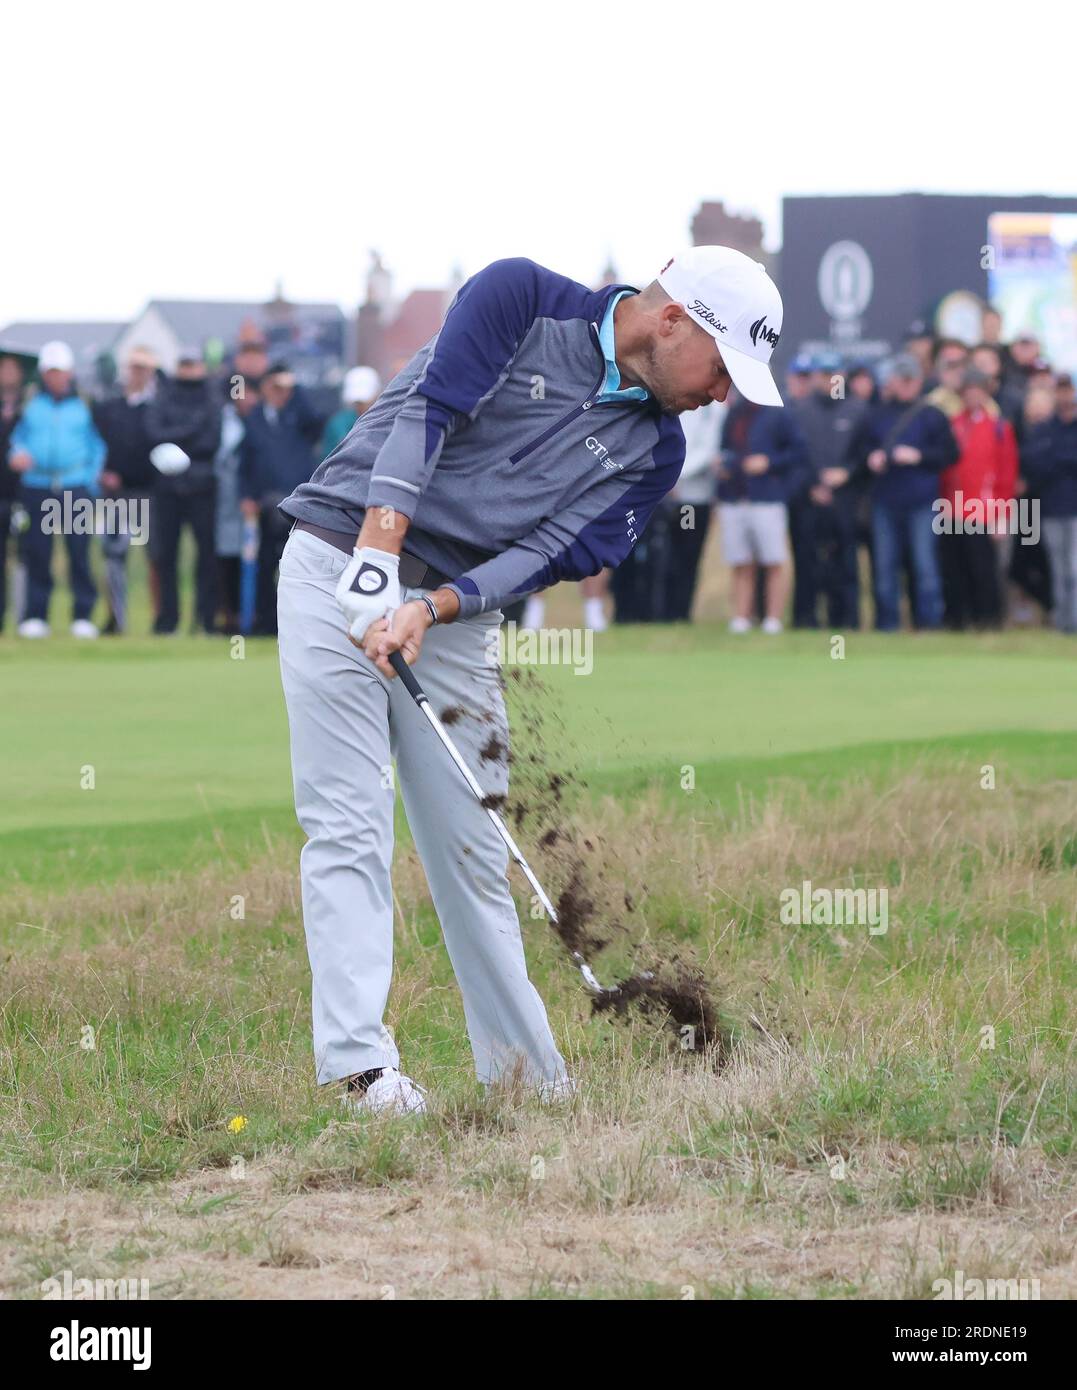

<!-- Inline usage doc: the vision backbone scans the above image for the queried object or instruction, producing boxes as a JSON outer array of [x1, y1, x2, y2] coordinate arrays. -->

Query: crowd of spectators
[[2, 308, 1075, 640], [0, 340, 379, 638], [613, 314, 1077, 635]]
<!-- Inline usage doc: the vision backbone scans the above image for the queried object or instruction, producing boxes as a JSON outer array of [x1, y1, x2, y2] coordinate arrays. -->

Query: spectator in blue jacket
[[1022, 374, 1077, 632], [8, 341, 106, 639], [239, 363, 322, 635], [717, 388, 808, 633], [848, 354, 958, 631]]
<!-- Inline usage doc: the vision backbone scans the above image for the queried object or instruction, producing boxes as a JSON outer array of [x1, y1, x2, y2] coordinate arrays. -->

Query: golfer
[[277, 247, 785, 1113]]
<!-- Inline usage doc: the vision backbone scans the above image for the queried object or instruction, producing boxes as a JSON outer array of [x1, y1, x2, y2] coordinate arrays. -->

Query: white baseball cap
[[38, 340, 75, 374], [657, 247, 784, 406], [343, 365, 381, 403]]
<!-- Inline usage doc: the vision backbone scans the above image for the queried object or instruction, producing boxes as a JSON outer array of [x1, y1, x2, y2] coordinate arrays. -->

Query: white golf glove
[[335, 546, 401, 643]]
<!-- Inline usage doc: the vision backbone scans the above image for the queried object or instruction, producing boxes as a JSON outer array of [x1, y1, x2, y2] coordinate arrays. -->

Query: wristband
[[419, 594, 440, 626]]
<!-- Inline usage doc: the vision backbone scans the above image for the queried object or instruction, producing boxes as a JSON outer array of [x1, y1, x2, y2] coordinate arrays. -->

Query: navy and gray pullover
[[280, 258, 686, 618], [1022, 416, 1077, 518], [717, 398, 809, 505], [847, 399, 958, 509]]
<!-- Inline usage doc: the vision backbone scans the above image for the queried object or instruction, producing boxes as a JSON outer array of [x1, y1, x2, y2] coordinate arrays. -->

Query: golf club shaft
[[388, 648, 607, 995]]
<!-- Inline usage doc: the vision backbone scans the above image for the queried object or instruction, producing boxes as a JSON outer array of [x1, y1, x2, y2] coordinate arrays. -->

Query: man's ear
[[658, 301, 686, 337]]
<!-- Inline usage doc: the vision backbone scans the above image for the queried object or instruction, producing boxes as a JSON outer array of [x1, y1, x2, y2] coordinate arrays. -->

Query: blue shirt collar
[[597, 290, 649, 404]]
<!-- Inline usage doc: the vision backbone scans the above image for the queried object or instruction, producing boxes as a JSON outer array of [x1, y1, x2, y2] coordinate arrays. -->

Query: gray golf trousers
[[276, 525, 568, 1090]]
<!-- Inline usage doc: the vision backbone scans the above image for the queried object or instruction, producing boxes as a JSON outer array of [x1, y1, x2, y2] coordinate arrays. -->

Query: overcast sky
[[6, 0, 1074, 323]]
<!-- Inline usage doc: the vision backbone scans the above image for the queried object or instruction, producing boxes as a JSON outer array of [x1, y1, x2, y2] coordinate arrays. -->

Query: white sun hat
[[658, 246, 784, 406]]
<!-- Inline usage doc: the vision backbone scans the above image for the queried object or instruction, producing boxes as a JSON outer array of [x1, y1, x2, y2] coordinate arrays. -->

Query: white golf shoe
[[17, 618, 51, 639], [761, 617, 784, 635], [728, 616, 751, 634], [343, 1068, 427, 1116], [539, 1076, 578, 1104], [71, 619, 100, 640]]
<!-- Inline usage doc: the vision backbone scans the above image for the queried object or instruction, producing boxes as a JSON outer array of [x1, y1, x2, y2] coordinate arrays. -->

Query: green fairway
[[3, 624, 1077, 891]]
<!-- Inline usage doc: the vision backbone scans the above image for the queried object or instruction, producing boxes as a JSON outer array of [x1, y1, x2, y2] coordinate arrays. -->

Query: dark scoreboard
[[779, 192, 1077, 368]]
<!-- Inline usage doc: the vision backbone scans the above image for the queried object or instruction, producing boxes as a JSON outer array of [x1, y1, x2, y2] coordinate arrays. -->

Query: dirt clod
[[591, 962, 725, 1062], [479, 734, 506, 764], [553, 863, 608, 958]]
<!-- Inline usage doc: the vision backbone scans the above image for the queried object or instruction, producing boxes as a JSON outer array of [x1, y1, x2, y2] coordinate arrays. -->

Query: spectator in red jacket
[[938, 368, 1018, 629]]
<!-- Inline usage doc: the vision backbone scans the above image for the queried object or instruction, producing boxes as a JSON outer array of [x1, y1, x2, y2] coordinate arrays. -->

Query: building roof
[[142, 299, 345, 346], [0, 321, 125, 357]]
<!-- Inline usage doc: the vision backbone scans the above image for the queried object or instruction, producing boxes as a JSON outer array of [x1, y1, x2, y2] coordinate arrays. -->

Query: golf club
[[388, 648, 618, 998]]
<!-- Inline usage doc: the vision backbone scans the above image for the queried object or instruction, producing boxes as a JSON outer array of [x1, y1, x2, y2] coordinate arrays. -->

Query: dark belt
[[293, 518, 451, 589]]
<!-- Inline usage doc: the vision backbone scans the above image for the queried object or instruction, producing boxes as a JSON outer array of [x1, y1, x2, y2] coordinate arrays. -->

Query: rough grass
[[2, 765, 1075, 1298]]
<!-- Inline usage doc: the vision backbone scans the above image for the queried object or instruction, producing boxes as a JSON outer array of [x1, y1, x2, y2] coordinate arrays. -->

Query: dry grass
[[1, 767, 1075, 1299]]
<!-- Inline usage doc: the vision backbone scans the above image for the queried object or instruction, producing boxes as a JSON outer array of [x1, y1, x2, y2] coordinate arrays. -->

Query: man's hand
[[821, 467, 849, 488], [101, 469, 122, 492], [240, 499, 260, 522], [810, 483, 833, 506], [363, 599, 433, 677], [742, 453, 770, 476], [867, 449, 888, 473], [891, 445, 922, 465], [9, 450, 32, 474], [336, 546, 401, 645]]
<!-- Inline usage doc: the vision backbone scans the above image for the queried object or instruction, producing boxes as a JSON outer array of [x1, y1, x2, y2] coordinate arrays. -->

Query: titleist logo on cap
[[687, 299, 728, 334]]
